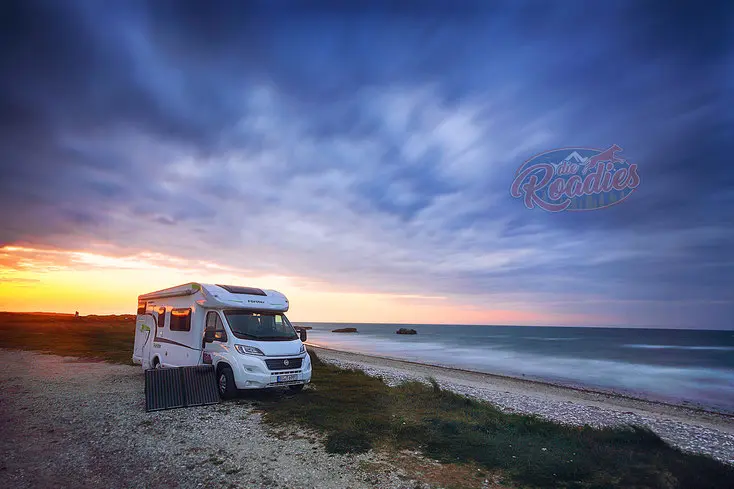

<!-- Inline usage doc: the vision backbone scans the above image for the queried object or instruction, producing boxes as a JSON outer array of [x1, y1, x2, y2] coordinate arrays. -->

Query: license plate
[[277, 374, 299, 383]]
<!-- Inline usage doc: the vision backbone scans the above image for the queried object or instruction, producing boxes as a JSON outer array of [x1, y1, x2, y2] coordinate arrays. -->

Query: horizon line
[[1, 310, 731, 331]]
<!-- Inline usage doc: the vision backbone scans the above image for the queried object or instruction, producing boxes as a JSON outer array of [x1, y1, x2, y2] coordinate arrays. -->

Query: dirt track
[[0, 350, 425, 489]]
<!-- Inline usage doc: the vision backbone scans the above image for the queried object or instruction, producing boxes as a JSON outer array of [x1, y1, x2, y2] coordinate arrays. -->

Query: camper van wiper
[[232, 332, 258, 340]]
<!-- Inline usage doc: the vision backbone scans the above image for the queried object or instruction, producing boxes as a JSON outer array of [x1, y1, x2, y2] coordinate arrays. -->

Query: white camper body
[[132, 283, 311, 397]]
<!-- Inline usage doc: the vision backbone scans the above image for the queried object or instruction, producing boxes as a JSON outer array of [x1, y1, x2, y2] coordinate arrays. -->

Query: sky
[[0, 1, 732, 328]]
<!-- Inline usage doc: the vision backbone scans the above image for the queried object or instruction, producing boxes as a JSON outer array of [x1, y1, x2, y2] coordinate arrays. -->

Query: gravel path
[[0, 349, 441, 489], [313, 347, 734, 465]]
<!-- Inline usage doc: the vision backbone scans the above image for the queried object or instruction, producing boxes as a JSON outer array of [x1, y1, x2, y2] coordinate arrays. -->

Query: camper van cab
[[132, 283, 311, 398]]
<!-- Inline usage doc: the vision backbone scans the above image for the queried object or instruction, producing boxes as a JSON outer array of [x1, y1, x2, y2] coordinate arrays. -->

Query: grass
[[0, 311, 136, 364], [256, 349, 734, 489], [1, 312, 732, 488]]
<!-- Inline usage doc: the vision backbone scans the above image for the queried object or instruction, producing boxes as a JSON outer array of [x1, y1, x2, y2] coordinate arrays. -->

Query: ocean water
[[296, 322, 734, 413]]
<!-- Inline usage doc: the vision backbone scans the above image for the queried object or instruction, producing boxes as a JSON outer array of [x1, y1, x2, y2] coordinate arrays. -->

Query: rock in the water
[[332, 327, 358, 333], [396, 328, 417, 335]]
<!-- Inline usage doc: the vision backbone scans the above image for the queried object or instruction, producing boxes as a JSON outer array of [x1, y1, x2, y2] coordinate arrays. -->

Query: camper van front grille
[[265, 357, 303, 371]]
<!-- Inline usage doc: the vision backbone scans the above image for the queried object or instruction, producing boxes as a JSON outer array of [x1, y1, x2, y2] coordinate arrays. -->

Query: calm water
[[296, 323, 734, 413]]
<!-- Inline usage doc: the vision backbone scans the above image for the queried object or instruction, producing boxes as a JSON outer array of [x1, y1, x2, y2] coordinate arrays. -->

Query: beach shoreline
[[308, 343, 734, 418], [310, 345, 734, 464]]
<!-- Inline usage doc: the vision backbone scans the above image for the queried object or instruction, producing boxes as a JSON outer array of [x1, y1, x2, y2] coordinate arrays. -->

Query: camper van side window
[[157, 308, 166, 329], [170, 308, 191, 332], [137, 301, 146, 315], [205, 311, 228, 342]]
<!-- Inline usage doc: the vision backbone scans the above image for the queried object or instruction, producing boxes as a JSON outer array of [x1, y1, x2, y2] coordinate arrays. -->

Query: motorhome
[[132, 283, 311, 398]]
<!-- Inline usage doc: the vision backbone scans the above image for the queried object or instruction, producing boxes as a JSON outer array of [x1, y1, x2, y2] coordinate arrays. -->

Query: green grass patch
[[256, 349, 734, 489], [0, 312, 135, 364]]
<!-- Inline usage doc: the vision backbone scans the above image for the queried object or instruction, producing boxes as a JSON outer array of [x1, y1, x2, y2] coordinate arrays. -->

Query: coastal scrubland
[[0, 312, 135, 364], [260, 349, 734, 489]]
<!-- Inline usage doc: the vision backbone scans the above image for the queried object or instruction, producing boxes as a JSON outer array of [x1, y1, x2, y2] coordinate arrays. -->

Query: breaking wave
[[624, 344, 734, 351]]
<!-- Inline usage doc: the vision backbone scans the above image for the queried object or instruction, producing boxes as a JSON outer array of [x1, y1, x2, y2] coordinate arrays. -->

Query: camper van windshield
[[224, 311, 298, 341]]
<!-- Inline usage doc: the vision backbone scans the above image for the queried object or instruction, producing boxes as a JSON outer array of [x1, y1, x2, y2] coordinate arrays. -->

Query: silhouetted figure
[[75, 311, 79, 319]]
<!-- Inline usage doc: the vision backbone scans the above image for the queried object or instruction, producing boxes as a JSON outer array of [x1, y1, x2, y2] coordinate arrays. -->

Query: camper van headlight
[[299, 344, 306, 354], [234, 344, 264, 356]]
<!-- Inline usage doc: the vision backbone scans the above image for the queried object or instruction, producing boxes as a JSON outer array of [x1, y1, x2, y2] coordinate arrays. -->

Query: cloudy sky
[[0, 1, 732, 328]]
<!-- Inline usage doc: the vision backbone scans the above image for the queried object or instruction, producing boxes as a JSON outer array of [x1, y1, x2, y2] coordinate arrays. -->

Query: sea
[[295, 322, 734, 414]]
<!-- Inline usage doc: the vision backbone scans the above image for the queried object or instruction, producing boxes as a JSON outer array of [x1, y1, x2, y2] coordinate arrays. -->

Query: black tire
[[217, 366, 237, 400], [288, 384, 305, 392]]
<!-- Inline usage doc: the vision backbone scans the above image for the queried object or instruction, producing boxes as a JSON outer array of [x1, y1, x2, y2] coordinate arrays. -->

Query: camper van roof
[[137, 282, 289, 312]]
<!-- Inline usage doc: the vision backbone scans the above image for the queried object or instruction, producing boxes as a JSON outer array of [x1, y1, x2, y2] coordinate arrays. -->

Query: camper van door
[[203, 310, 229, 365], [133, 315, 156, 366]]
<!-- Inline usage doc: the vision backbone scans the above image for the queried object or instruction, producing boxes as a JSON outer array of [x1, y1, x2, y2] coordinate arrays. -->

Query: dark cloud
[[0, 0, 732, 327]]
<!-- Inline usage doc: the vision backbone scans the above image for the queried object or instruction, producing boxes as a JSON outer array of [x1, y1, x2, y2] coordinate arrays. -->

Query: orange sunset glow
[[0, 245, 603, 326]]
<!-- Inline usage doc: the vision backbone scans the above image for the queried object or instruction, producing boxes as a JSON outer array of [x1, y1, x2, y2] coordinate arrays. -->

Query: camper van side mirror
[[203, 330, 215, 344], [299, 329, 307, 343]]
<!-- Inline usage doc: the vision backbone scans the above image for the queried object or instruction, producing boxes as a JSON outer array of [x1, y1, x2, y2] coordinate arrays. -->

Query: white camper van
[[132, 283, 311, 398]]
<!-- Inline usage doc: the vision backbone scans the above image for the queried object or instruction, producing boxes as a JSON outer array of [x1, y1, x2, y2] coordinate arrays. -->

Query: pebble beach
[[313, 346, 734, 465]]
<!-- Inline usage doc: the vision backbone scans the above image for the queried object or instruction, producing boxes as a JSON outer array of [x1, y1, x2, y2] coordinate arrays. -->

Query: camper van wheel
[[218, 366, 237, 400], [288, 384, 304, 392], [152, 358, 162, 369]]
